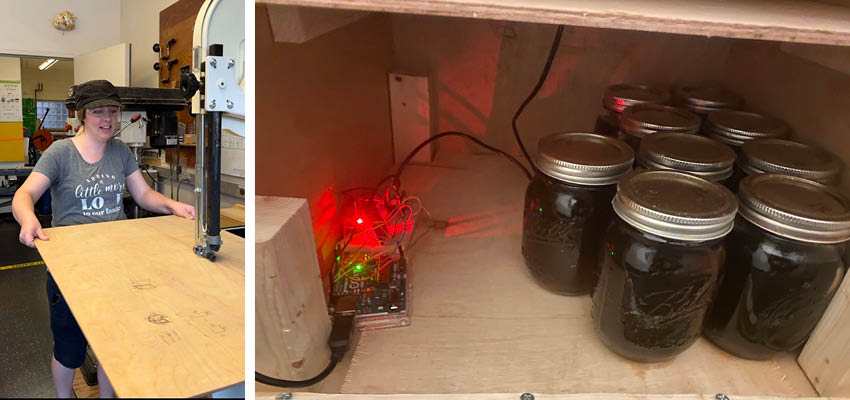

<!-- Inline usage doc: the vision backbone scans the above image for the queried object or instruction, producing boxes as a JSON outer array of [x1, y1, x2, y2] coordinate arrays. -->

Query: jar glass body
[[522, 173, 617, 295], [703, 216, 847, 360], [594, 109, 620, 137], [592, 216, 725, 362]]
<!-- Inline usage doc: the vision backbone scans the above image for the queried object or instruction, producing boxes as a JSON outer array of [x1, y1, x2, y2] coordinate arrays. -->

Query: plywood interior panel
[[718, 40, 850, 192], [35, 216, 244, 398], [391, 16, 734, 155], [259, 0, 850, 46], [255, 4, 395, 282]]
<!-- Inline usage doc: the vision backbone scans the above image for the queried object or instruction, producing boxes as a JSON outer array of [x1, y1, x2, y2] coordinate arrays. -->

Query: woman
[[12, 80, 195, 398]]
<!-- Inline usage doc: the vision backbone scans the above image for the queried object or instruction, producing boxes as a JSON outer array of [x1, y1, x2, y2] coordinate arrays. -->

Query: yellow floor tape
[[0, 260, 45, 271]]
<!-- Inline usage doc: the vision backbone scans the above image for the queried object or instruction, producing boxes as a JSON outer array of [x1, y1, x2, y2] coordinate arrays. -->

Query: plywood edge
[[267, 4, 370, 43], [258, 0, 850, 46], [799, 272, 850, 397], [255, 393, 834, 399]]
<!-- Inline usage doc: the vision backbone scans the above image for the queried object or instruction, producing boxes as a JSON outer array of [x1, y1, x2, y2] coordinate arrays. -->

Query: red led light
[[356, 218, 364, 224]]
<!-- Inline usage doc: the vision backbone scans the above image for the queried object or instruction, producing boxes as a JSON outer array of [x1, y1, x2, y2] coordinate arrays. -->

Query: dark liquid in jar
[[522, 174, 617, 295], [594, 113, 620, 137], [617, 132, 643, 154], [592, 217, 725, 362], [703, 217, 846, 360]]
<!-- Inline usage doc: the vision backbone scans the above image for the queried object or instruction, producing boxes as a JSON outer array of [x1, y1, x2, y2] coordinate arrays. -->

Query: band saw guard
[[190, 0, 246, 261]]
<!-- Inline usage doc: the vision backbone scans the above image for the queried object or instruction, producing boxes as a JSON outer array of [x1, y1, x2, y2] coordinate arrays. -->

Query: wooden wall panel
[[159, 0, 205, 169], [390, 16, 734, 156]]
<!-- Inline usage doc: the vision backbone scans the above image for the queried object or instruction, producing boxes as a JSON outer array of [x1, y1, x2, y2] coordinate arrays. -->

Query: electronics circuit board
[[332, 255, 410, 331]]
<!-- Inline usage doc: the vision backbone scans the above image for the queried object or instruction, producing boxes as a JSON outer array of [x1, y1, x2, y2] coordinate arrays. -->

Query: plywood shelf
[[259, 0, 850, 46], [270, 152, 819, 397]]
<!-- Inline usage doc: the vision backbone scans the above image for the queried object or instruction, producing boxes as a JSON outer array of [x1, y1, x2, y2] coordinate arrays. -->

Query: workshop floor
[[0, 215, 57, 398]]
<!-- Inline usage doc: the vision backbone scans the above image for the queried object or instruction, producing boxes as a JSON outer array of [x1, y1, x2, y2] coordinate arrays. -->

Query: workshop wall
[[0, 0, 120, 58], [0, 56, 24, 164], [19, 59, 74, 100], [120, 0, 179, 88]]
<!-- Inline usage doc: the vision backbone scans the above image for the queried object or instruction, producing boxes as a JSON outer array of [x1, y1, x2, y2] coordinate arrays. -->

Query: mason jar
[[725, 138, 842, 192], [522, 133, 634, 295], [592, 170, 737, 362], [675, 85, 743, 120], [618, 104, 701, 153], [594, 84, 670, 137], [637, 132, 736, 185], [703, 110, 790, 152], [703, 174, 850, 360]]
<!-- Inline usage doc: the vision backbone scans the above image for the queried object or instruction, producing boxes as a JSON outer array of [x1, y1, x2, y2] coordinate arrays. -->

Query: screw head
[[227, 58, 235, 69], [209, 100, 216, 109], [209, 58, 217, 68], [226, 100, 234, 109], [715, 394, 730, 400], [276, 393, 292, 400], [520, 393, 534, 400]]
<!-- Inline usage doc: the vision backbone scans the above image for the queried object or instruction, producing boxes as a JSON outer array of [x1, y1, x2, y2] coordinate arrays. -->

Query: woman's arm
[[12, 172, 52, 247], [126, 170, 195, 219]]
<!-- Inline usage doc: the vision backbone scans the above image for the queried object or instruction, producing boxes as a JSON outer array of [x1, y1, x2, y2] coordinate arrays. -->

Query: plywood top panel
[[36, 216, 244, 398], [334, 152, 816, 396], [260, 0, 850, 46]]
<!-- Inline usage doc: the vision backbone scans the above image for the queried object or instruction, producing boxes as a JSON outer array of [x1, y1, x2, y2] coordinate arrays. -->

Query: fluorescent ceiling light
[[38, 59, 58, 70]]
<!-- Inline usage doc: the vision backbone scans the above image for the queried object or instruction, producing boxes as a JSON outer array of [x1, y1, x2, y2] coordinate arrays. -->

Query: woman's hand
[[19, 216, 49, 248], [169, 201, 195, 220]]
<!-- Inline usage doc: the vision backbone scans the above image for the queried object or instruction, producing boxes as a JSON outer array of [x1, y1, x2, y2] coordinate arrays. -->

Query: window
[[35, 100, 68, 130]]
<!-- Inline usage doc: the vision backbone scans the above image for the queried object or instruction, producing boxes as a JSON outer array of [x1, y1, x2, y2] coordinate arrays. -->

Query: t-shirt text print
[[76, 173, 125, 217], [33, 138, 139, 227]]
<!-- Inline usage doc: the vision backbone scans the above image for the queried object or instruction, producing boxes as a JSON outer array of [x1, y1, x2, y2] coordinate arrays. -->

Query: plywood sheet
[[335, 152, 816, 397], [35, 216, 244, 398], [261, 0, 850, 46]]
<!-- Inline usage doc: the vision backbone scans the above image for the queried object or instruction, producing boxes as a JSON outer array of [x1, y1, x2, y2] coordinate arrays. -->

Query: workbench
[[35, 215, 244, 398]]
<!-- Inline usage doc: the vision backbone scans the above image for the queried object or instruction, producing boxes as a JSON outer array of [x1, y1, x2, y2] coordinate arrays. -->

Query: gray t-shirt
[[33, 138, 139, 227]]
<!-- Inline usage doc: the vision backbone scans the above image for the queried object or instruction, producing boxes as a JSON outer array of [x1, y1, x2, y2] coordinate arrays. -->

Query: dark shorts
[[46, 272, 88, 369]]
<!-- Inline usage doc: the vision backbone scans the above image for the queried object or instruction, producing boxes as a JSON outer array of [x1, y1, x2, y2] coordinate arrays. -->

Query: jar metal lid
[[536, 132, 634, 186], [738, 174, 850, 244], [638, 133, 736, 181], [704, 110, 790, 147], [677, 86, 743, 109], [603, 84, 670, 114], [620, 104, 701, 138], [612, 170, 738, 241], [739, 139, 842, 185]]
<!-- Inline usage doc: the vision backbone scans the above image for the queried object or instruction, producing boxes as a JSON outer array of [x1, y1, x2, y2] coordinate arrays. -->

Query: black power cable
[[393, 131, 533, 189], [256, 308, 355, 388], [511, 25, 565, 175], [256, 357, 339, 388]]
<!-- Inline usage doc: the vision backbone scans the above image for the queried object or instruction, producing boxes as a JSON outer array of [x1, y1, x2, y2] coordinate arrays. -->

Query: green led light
[[538, 207, 543, 213], [336, 256, 341, 262], [355, 264, 363, 271]]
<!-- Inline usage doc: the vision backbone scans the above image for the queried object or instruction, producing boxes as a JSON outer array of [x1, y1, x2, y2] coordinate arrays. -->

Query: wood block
[[256, 196, 332, 381], [266, 5, 369, 44], [389, 73, 431, 164], [799, 271, 850, 397], [35, 216, 244, 398]]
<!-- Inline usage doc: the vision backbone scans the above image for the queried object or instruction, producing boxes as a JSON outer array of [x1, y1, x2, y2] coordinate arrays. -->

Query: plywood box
[[255, 1, 850, 398]]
